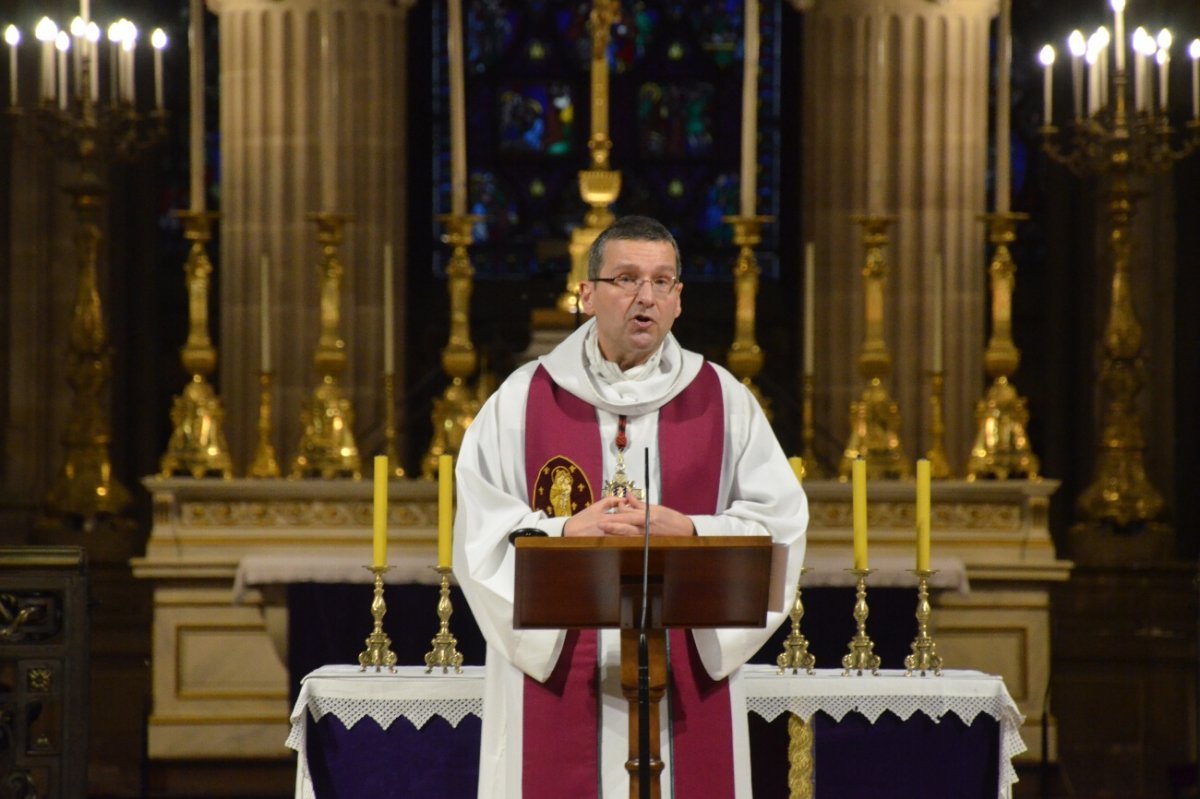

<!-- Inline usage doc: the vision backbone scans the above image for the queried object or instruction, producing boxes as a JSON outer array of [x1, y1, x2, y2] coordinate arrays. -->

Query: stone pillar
[[800, 0, 992, 475], [208, 0, 412, 471]]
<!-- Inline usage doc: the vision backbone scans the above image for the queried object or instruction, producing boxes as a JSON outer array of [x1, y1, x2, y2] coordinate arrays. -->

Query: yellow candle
[[852, 457, 867, 570], [372, 455, 388, 568], [438, 454, 454, 568], [916, 458, 931, 572], [788, 456, 804, 485]]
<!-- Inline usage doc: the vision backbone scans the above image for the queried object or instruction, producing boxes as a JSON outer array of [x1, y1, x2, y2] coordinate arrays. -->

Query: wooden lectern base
[[621, 628, 666, 799]]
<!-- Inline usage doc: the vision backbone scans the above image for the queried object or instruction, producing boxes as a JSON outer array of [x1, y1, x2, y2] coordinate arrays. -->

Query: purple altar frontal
[[289, 665, 1024, 798]]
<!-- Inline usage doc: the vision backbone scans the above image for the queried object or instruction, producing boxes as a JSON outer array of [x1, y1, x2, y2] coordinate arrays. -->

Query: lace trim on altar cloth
[[742, 667, 1026, 799]]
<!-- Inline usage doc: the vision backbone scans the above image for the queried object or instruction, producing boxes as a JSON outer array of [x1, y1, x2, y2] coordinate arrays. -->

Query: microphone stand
[[637, 447, 651, 799]]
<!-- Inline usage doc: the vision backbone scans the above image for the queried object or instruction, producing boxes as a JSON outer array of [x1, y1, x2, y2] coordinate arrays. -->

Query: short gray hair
[[586, 215, 682, 280]]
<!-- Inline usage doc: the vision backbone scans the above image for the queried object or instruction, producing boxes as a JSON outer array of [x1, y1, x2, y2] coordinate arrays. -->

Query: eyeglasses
[[591, 275, 680, 296]]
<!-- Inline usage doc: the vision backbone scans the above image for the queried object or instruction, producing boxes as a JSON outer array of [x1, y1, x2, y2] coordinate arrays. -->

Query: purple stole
[[521, 363, 735, 798]]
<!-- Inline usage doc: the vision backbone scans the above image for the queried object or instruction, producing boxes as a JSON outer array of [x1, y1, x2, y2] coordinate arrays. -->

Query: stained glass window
[[432, 0, 782, 282]]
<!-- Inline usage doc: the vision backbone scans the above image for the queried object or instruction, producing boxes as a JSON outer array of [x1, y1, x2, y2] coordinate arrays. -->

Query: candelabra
[[292, 213, 362, 479], [841, 569, 880, 676], [247, 371, 280, 478], [5, 13, 167, 519], [421, 214, 483, 478], [839, 216, 909, 480], [424, 567, 464, 673], [723, 215, 773, 417], [967, 214, 1039, 480], [1039, 8, 1199, 535], [776, 567, 815, 675]]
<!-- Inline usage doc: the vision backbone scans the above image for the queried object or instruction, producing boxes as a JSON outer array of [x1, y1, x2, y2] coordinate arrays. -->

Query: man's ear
[[579, 280, 595, 315]]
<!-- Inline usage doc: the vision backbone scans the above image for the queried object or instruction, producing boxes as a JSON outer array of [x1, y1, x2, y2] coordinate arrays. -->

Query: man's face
[[579, 239, 682, 370]]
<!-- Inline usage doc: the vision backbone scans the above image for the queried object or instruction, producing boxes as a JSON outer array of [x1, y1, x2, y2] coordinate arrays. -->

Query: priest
[[453, 215, 808, 798]]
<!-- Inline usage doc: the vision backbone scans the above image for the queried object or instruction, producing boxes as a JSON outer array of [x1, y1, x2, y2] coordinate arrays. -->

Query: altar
[[288, 664, 1025, 798], [131, 476, 1069, 763]]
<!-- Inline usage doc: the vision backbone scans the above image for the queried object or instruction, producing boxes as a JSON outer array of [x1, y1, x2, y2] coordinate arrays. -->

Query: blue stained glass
[[637, 82, 714, 157], [467, 2, 520, 73], [498, 84, 575, 155]]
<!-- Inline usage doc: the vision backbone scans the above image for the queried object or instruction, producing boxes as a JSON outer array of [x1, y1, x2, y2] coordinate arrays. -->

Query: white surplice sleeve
[[689, 368, 809, 680], [451, 363, 567, 683]]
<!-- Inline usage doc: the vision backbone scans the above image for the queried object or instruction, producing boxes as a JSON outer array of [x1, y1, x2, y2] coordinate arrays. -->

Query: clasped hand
[[562, 495, 695, 538]]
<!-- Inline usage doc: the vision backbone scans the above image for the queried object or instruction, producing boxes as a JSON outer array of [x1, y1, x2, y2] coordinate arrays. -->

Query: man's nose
[[633, 279, 656, 301]]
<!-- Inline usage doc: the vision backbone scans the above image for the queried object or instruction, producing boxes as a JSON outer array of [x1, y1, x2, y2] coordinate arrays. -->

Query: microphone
[[637, 447, 651, 799]]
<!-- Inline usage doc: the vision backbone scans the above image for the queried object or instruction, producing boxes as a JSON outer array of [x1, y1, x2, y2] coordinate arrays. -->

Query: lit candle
[[739, 0, 760, 218], [56, 31, 69, 111], [86, 23, 99, 102], [1040, 46, 1055, 122], [916, 458, 931, 572], [438, 454, 454, 568], [122, 30, 136, 105], [81, 0, 90, 26], [447, 0, 467, 216], [373, 455, 388, 568], [260, 254, 271, 372], [852, 457, 867, 570], [4, 26, 18, 107], [868, 23, 886, 212], [1190, 40, 1200, 119], [994, 0, 1011, 213], [789, 456, 804, 485], [36, 18, 56, 103], [1133, 27, 1150, 112], [1157, 30, 1172, 111], [1069, 31, 1086, 119], [1097, 28, 1109, 109], [1111, 0, 1125, 72], [803, 242, 815, 375], [931, 253, 944, 373], [320, 8, 337, 211], [108, 22, 121, 103], [70, 17, 84, 100], [151, 28, 166, 109], [189, 0, 205, 211], [383, 243, 394, 374]]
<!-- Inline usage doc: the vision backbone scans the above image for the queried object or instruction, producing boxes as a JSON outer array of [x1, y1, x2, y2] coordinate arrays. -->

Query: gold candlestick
[[424, 566, 464, 674], [841, 569, 880, 676], [967, 212, 1039, 480], [293, 213, 362, 479], [247, 371, 280, 479], [904, 569, 943, 676], [776, 567, 815, 675], [160, 211, 233, 478], [558, 0, 622, 314], [382, 372, 406, 478], [840, 216, 908, 479], [722, 215, 774, 416], [359, 565, 398, 672], [422, 214, 484, 477], [926, 371, 951, 479]]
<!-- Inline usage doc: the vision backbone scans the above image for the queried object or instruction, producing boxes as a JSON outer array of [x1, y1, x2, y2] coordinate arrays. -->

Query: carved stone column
[[800, 0, 992, 475], [209, 0, 413, 471]]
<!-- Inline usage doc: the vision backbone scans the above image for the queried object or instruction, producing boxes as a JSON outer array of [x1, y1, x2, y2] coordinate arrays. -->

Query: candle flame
[[1190, 39, 1200, 61], [1040, 44, 1056, 66], [35, 17, 58, 42], [1156, 48, 1168, 66], [4, 25, 19, 46], [1109, 0, 1125, 11], [70, 17, 86, 37], [1156, 29, 1172, 51], [85, 22, 100, 43], [1069, 30, 1087, 57], [55, 31, 70, 52], [151, 28, 167, 50]]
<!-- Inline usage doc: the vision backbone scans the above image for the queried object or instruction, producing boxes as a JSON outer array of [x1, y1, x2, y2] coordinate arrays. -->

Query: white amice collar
[[584, 324, 666, 385]]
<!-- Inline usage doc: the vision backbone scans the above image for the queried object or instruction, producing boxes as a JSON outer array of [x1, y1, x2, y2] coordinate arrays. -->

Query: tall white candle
[[1098, 33, 1109, 109], [108, 24, 119, 102], [56, 32, 69, 110], [1069, 31, 1086, 119], [87, 24, 99, 102], [383, 243, 395, 374], [36, 18, 56, 103], [995, 0, 1011, 213], [189, 0, 205, 211], [260, 254, 271, 372], [1111, 0, 1125, 72], [1190, 40, 1200, 119], [71, 18, 84, 100], [739, 0, 760, 218], [122, 35, 135, 105], [320, 5, 337, 212], [4, 27, 18, 107], [152, 29, 166, 109], [448, 0, 467, 216], [803, 242, 815, 375], [1157, 48, 1169, 110], [1040, 45, 1056, 122], [81, 0, 90, 25], [869, 23, 886, 212], [931, 253, 944, 373], [1087, 47, 1099, 115]]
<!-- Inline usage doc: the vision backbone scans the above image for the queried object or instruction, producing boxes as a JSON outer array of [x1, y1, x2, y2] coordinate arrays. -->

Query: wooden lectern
[[514, 535, 786, 799]]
